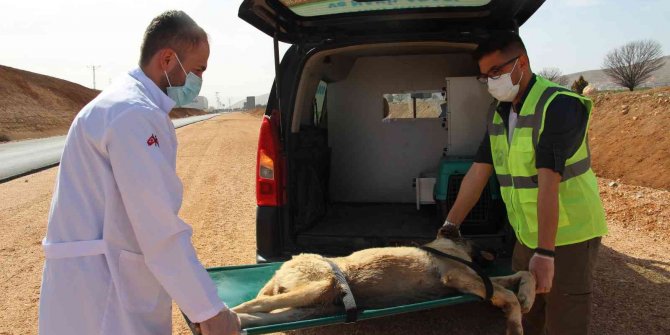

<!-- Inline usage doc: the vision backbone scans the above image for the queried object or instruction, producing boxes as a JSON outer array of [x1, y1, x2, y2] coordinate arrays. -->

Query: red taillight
[[256, 111, 283, 206]]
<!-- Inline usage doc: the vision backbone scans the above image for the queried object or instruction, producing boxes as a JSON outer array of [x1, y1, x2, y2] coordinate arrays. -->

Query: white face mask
[[487, 58, 524, 102]]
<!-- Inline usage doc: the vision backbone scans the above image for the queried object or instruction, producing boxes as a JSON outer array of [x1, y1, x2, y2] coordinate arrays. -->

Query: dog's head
[[434, 226, 497, 267]]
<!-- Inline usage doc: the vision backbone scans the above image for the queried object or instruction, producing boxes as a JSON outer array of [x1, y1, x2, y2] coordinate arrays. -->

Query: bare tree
[[603, 40, 665, 91], [538, 67, 569, 86]]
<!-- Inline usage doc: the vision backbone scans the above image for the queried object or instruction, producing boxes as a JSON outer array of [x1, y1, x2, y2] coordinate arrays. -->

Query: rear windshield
[[280, 0, 491, 17]]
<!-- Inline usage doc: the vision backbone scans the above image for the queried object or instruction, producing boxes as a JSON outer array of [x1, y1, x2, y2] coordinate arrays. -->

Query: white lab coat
[[39, 68, 226, 334]]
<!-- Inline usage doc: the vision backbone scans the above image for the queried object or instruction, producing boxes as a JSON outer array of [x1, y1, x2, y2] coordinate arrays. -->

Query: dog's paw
[[517, 271, 536, 313], [517, 293, 533, 314], [231, 302, 251, 313], [237, 312, 265, 328], [506, 322, 524, 335]]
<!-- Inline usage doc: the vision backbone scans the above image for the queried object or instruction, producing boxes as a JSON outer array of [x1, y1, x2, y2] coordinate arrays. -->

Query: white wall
[[328, 54, 492, 203], [445, 76, 494, 156]]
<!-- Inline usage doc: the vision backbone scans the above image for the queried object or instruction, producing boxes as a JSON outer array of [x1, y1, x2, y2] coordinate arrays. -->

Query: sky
[[0, 0, 668, 108]]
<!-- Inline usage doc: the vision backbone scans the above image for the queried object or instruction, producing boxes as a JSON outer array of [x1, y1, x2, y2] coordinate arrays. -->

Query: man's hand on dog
[[440, 221, 462, 239], [529, 254, 554, 294]]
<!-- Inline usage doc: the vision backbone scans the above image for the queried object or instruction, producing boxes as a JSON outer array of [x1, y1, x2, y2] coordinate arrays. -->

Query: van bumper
[[256, 206, 281, 262]]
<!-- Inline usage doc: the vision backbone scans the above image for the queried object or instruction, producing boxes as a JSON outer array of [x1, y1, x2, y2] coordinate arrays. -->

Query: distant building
[[244, 96, 256, 109], [183, 96, 208, 110]]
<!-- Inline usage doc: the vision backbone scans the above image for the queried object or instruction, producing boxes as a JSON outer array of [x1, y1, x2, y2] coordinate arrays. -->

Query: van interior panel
[[288, 45, 505, 256], [327, 55, 491, 202]]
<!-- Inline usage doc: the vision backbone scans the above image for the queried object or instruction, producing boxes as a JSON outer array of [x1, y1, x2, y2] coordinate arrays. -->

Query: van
[[241, 0, 545, 262]]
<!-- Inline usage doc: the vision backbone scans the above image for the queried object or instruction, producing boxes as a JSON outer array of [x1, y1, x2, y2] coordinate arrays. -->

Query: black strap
[[419, 246, 494, 301], [534, 247, 556, 258], [324, 259, 359, 323]]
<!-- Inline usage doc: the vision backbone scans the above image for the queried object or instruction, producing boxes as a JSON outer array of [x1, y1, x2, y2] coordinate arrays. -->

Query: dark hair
[[472, 31, 527, 61], [139, 10, 207, 67]]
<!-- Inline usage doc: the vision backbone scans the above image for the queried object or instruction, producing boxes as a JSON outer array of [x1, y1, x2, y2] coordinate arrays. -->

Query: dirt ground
[[589, 87, 670, 190], [1, 112, 668, 335]]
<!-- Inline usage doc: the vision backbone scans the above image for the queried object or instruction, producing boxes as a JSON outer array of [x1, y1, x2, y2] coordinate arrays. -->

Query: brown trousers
[[512, 237, 601, 335]]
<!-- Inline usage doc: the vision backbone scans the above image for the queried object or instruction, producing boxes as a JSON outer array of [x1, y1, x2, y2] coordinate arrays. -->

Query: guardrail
[[0, 113, 218, 183]]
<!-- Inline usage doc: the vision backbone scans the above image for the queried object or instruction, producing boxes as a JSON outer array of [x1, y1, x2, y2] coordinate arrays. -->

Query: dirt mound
[[589, 87, 670, 190], [0, 65, 100, 142], [244, 107, 265, 117], [0, 65, 208, 142], [169, 108, 207, 119]]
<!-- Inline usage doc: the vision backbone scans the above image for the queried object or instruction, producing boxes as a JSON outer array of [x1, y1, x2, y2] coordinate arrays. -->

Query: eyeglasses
[[477, 56, 520, 84]]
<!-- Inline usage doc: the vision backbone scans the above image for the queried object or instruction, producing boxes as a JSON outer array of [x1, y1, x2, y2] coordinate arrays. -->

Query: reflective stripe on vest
[[496, 155, 591, 188]]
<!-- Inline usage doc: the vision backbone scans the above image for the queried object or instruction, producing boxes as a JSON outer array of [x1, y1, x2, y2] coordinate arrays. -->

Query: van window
[[382, 87, 447, 120], [280, 0, 492, 17]]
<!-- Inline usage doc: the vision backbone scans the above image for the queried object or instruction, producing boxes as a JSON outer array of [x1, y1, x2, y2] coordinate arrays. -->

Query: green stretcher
[[184, 260, 512, 335]]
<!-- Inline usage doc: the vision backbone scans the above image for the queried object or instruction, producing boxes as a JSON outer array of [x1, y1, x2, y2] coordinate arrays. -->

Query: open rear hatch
[[239, 0, 544, 44]]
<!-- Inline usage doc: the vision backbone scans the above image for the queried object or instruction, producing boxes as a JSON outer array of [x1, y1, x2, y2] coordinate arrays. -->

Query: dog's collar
[[418, 246, 494, 302], [323, 259, 359, 323]]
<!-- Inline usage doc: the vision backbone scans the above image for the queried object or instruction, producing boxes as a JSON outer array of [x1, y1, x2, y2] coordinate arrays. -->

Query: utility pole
[[215, 92, 223, 109], [87, 65, 101, 89]]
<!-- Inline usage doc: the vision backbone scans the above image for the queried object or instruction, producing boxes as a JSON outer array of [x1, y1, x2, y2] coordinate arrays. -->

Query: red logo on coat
[[147, 134, 160, 147]]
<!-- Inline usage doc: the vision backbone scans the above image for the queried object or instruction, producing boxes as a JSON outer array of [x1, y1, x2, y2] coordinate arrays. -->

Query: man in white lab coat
[[38, 11, 240, 335]]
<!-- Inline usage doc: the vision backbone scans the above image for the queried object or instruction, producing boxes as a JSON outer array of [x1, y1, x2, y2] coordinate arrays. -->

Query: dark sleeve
[[536, 94, 588, 175], [474, 131, 493, 165]]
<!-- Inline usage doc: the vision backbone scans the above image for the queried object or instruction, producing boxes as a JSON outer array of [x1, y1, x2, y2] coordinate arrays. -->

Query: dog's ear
[[479, 250, 496, 261], [473, 249, 497, 267]]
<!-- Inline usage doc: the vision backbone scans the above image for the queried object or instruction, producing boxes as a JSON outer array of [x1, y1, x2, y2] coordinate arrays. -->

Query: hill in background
[[0, 65, 204, 142], [563, 55, 670, 90], [0, 65, 100, 141]]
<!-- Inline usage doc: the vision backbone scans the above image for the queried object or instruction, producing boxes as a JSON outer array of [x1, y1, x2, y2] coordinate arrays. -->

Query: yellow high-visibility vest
[[489, 76, 608, 248]]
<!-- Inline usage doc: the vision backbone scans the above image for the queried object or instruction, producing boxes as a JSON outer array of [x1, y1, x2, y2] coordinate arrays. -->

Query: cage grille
[[446, 174, 490, 223]]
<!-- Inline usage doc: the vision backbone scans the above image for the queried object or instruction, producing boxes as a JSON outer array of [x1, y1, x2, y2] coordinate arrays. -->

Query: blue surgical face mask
[[164, 54, 202, 107]]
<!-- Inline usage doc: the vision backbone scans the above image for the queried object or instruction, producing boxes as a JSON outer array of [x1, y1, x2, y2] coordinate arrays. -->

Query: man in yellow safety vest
[[444, 31, 607, 335]]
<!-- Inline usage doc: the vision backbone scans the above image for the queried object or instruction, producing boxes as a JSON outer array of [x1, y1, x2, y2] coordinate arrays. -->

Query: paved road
[[0, 113, 218, 182]]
